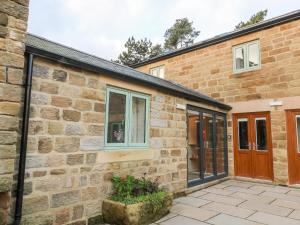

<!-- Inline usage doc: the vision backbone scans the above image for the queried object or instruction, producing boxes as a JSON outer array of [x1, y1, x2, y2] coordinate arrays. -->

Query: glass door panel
[[187, 110, 200, 181], [238, 118, 249, 150], [255, 117, 267, 150], [202, 113, 214, 178], [216, 116, 225, 175]]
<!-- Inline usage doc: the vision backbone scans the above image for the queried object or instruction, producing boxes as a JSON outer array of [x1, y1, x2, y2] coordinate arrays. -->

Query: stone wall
[[0, 1, 29, 224], [136, 19, 300, 184], [17, 56, 206, 225]]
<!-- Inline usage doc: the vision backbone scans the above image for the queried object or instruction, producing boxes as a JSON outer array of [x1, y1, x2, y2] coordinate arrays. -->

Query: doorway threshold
[[185, 177, 230, 195]]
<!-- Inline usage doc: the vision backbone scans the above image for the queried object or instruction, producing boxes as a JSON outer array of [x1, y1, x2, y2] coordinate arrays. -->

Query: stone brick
[[0, 13, 8, 26], [0, 51, 24, 67], [63, 109, 81, 122], [45, 154, 65, 167], [0, 0, 28, 20], [38, 137, 53, 153], [53, 69, 67, 82], [69, 73, 86, 86], [0, 115, 18, 130], [28, 120, 44, 135], [0, 144, 16, 159], [72, 205, 84, 220], [88, 215, 104, 225], [31, 92, 49, 105], [40, 82, 59, 94], [67, 154, 84, 165], [0, 159, 14, 174], [82, 112, 103, 123], [0, 175, 12, 192], [74, 99, 92, 111], [0, 102, 20, 116], [51, 190, 80, 208], [32, 64, 50, 79], [55, 137, 80, 152], [55, 208, 70, 225], [86, 153, 97, 164], [51, 96, 72, 108], [33, 171, 47, 177], [40, 107, 59, 120], [21, 212, 53, 225], [50, 169, 66, 175], [82, 187, 98, 201], [80, 137, 103, 151], [87, 124, 104, 136], [0, 131, 17, 144], [81, 88, 104, 101], [23, 195, 49, 215], [68, 220, 86, 225], [65, 123, 85, 135], [0, 83, 22, 101], [26, 155, 44, 169], [94, 102, 105, 112], [7, 67, 23, 84], [0, 66, 6, 82], [48, 121, 64, 135]]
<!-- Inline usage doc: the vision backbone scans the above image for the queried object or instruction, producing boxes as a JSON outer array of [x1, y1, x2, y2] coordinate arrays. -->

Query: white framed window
[[149, 65, 165, 78], [105, 87, 150, 149], [232, 40, 260, 74]]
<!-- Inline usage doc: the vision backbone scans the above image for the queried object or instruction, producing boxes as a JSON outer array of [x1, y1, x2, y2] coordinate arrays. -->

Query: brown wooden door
[[286, 110, 300, 184], [233, 112, 273, 180]]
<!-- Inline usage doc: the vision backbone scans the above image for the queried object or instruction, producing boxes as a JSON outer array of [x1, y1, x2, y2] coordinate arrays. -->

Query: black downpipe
[[14, 53, 34, 225]]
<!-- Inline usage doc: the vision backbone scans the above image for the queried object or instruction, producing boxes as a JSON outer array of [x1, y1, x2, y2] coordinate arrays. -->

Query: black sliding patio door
[[187, 105, 228, 187]]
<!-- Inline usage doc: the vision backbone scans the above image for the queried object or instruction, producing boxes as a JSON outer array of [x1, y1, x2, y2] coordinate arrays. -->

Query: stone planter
[[102, 193, 173, 225]]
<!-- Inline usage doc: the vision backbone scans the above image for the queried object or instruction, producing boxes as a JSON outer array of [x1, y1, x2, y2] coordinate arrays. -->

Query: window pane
[[107, 92, 126, 143], [158, 67, 165, 78], [256, 118, 267, 150], [216, 116, 225, 174], [187, 110, 200, 181], [238, 119, 248, 149], [235, 47, 245, 70], [131, 97, 146, 143], [203, 113, 214, 178], [297, 116, 300, 153], [248, 43, 259, 67]]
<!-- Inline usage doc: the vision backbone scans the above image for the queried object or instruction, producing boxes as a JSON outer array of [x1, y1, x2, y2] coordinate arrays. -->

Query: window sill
[[233, 66, 261, 75]]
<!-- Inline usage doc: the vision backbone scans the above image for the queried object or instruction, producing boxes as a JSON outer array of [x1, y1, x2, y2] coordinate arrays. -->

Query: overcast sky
[[28, 0, 299, 60]]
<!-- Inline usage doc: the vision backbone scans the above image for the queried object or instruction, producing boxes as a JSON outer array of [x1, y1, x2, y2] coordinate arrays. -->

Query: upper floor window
[[233, 40, 260, 73], [105, 87, 150, 149], [149, 65, 165, 78]]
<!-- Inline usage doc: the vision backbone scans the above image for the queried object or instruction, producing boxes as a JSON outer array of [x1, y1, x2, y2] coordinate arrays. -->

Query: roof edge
[[25, 43, 232, 111], [132, 10, 300, 68]]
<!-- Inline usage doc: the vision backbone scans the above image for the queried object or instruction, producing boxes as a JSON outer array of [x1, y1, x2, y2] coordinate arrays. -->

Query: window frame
[[149, 65, 165, 78], [104, 86, 150, 149], [232, 40, 261, 74]]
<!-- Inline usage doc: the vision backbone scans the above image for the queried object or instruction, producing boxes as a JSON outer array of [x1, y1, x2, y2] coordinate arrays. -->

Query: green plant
[[110, 175, 166, 208]]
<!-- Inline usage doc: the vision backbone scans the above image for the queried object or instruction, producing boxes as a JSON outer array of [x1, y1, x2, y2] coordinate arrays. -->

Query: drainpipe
[[14, 53, 34, 225]]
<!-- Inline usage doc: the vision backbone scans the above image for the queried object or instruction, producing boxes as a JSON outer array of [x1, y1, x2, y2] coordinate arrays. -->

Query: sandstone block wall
[[17, 56, 200, 225], [137, 19, 300, 184], [0, 1, 29, 224]]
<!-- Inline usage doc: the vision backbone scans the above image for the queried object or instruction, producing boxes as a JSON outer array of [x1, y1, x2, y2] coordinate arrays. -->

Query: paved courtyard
[[154, 180, 300, 225]]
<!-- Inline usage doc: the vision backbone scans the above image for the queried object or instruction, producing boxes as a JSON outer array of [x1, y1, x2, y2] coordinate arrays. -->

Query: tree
[[164, 18, 200, 50], [235, 10, 268, 30], [114, 37, 163, 66]]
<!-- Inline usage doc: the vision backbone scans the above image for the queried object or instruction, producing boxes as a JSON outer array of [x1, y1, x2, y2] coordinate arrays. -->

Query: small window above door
[[233, 40, 260, 74]]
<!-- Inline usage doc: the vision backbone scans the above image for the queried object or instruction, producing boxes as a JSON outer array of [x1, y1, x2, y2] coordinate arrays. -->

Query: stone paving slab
[[271, 199, 300, 210], [248, 212, 300, 225], [201, 202, 255, 218], [207, 213, 263, 225], [239, 200, 293, 216], [199, 193, 244, 206], [173, 196, 211, 207], [230, 191, 275, 204], [155, 180, 300, 225], [288, 210, 300, 220], [160, 216, 210, 225]]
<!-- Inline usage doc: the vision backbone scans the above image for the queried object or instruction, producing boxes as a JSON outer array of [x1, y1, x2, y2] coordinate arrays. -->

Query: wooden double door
[[233, 112, 273, 180], [286, 110, 300, 184]]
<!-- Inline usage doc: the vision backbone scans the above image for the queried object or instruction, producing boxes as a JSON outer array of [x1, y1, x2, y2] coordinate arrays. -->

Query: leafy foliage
[[164, 18, 200, 50], [114, 37, 163, 66], [110, 175, 166, 205], [235, 10, 268, 30]]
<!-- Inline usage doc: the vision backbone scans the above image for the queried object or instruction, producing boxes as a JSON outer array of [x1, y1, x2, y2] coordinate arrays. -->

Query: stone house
[[134, 10, 300, 186], [0, 1, 231, 225]]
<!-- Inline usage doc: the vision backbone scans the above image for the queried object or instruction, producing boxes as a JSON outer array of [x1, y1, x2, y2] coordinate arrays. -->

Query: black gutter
[[14, 53, 34, 225], [132, 10, 300, 67], [25, 45, 231, 111]]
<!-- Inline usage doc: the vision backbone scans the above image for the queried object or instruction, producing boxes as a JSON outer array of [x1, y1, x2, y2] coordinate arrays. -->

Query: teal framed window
[[233, 40, 260, 74], [105, 87, 150, 149]]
